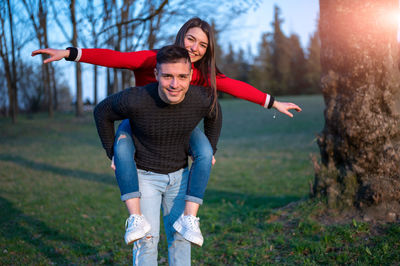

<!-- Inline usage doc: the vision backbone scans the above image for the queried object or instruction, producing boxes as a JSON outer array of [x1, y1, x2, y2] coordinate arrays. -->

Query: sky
[[221, 0, 319, 52]]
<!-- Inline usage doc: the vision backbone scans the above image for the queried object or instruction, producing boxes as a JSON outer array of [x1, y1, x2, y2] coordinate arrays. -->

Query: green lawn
[[0, 95, 399, 265]]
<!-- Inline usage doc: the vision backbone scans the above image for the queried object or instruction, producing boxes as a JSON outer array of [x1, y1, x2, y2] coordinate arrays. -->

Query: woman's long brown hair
[[174, 17, 220, 115]]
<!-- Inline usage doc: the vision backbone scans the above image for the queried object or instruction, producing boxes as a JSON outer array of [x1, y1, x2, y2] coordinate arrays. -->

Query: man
[[93, 45, 222, 265]]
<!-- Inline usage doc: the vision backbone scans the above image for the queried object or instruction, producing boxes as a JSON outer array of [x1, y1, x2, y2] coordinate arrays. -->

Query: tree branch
[[50, 0, 70, 41], [97, 0, 169, 36]]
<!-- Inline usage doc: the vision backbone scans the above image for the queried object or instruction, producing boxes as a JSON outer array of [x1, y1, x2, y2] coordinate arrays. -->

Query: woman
[[32, 17, 302, 246]]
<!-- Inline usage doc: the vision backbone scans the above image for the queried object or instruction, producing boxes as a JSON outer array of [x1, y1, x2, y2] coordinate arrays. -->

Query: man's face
[[155, 60, 192, 104]]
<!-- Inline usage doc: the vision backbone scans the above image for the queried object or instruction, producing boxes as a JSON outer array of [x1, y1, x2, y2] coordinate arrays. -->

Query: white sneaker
[[173, 214, 204, 246], [124, 214, 151, 245]]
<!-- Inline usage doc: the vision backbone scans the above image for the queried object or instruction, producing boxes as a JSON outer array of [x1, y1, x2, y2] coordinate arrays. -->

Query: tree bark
[[2, 0, 18, 123], [70, 0, 83, 117], [314, 0, 400, 222], [23, 0, 54, 116], [93, 65, 98, 105]]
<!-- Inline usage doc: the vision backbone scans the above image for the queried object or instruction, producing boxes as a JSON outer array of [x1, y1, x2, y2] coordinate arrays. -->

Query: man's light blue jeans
[[114, 119, 212, 205], [132, 168, 191, 265]]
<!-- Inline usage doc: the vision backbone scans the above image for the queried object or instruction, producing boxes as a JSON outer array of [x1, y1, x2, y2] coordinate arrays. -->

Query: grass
[[0, 95, 399, 265]]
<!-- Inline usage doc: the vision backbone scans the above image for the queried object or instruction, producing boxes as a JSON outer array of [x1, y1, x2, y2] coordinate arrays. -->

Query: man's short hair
[[156, 45, 191, 70]]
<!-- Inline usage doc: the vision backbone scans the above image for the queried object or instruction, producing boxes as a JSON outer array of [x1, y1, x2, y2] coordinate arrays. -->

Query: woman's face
[[184, 27, 209, 63]]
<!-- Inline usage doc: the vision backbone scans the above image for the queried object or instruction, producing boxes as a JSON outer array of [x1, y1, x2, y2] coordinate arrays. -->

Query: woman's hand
[[190, 155, 216, 165], [31, 48, 70, 64], [111, 156, 116, 171], [273, 100, 302, 117]]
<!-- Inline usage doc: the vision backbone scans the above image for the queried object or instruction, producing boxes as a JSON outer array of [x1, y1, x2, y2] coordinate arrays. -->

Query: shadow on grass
[[0, 196, 99, 264], [0, 154, 115, 186], [205, 188, 301, 210]]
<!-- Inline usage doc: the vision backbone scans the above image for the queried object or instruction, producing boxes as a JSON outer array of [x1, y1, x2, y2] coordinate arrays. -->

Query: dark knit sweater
[[93, 83, 222, 174]]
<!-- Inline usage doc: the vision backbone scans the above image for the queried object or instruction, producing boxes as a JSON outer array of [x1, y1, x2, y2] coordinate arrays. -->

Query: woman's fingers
[[31, 48, 68, 63]]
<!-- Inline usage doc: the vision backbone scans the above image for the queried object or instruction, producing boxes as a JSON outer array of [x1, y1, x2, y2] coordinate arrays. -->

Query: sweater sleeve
[[203, 100, 222, 155], [216, 74, 270, 107], [93, 89, 133, 159], [78, 48, 157, 71]]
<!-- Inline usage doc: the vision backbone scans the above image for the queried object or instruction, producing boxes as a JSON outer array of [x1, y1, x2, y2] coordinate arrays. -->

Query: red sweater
[[78, 48, 269, 106]]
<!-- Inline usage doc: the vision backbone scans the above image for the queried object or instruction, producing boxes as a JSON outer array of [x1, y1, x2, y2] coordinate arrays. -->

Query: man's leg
[[162, 168, 191, 266], [132, 170, 168, 265]]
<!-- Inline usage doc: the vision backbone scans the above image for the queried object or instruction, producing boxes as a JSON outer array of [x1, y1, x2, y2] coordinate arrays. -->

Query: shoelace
[[125, 214, 143, 229], [186, 215, 200, 231]]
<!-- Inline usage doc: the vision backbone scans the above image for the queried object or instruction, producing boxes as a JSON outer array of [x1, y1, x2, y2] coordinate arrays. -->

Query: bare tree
[[100, 0, 169, 94], [22, 0, 55, 117], [70, 0, 83, 116], [313, 0, 400, 222], [0, 0, 19, 123], [52, 0, 83, 116], [82, 0, 101, 105]]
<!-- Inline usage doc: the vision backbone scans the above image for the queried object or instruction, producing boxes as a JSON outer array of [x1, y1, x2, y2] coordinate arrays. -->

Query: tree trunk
[[313, 0, 400, 222], [23, 0, 54, 116], [40, 0, 53, 117], [41, 61, 52, 116], [106, 68, 112, 96], [6, 0, 17, 123], [70, 0, 83, 117], [113, 68, 119, 94], [93, 65, 98, 105], [50, 64, 58, 110]]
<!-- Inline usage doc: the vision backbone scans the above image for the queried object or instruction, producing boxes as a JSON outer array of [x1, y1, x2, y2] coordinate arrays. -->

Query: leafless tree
[[100, 0, 169, 94], [51, 0, 83, 116], [22, 0, 55, 117], [0, 0, 19, 123], [82, 0, 101, 105]]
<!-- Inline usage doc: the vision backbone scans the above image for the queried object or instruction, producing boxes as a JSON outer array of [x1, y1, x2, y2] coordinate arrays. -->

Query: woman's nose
[[191, 42, 198, 51]]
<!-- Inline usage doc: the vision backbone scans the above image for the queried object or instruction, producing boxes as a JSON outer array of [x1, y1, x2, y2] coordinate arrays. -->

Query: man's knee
[[134, 234, 159, 250], [132, 234, 159, 265]]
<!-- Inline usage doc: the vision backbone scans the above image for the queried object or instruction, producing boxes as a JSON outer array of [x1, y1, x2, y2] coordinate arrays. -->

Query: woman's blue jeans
[[113, 119, 213, 205]]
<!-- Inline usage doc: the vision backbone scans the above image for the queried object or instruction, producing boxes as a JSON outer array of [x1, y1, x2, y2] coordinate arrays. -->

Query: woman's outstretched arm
[[32, 47, 157, 71], [216, 74, 302, 117]]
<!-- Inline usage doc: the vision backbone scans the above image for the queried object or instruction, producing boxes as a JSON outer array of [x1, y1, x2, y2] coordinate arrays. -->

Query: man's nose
[[170, 78, 178, 88]]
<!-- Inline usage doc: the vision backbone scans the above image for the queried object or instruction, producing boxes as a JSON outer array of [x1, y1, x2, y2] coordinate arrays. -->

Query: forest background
[[0, 0, 321, 119]]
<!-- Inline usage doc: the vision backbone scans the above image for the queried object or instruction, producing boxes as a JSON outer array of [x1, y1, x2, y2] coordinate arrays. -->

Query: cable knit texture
[[94, 83, 222, 174]]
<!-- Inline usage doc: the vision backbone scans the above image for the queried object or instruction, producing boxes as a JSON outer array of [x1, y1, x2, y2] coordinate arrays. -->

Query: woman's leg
[[173, 127, 212, 246], [114, 119, 150, 244], [114, 119, 141, 206], [185, 127, 213, 208]]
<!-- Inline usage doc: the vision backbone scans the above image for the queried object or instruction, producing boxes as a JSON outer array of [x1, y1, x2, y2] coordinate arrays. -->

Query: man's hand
[[31, 48, 70, 64], [273, 100, 302, 117]]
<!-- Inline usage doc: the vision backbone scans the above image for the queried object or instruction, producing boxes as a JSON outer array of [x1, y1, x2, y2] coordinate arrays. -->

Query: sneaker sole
[[125, 223, 151, 245], [173, 221, 203, 246]]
